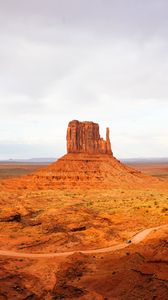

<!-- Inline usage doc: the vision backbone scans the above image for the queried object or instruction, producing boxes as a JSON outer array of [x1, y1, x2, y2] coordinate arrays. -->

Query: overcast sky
[[0, 0, 168, 159]]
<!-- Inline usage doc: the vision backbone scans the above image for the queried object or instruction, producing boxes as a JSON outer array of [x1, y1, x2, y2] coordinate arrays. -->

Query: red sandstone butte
[[66, 120, 113, 155], [7, 119, 160, 190]]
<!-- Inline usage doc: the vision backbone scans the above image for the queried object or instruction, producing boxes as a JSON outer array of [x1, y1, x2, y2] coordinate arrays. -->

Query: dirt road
[[0, 224, 167, 259]]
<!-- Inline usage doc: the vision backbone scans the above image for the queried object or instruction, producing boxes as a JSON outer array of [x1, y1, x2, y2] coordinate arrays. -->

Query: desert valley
[[0, 120, 167, 300]]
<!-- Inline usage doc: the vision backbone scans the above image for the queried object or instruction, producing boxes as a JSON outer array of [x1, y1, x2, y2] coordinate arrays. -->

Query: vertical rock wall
[[66, 120, 113, 155]]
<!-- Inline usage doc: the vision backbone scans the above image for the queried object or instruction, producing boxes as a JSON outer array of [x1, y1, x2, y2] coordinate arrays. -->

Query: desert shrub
[[161, 207, 168, 213], [87, 201, 93, 207]]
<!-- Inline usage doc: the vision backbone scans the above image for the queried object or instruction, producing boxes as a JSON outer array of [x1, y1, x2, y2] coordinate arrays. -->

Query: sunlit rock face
[[66, 120, 113, 155], [10, 119, 159, 190]]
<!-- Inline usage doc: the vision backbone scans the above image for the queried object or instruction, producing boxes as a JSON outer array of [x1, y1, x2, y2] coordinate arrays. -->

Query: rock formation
[[13, 119, 159, 189], [66, 120, 112, 155]]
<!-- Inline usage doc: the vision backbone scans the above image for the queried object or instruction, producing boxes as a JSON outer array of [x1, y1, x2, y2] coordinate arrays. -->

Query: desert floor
[[0, 162, 167, 299]]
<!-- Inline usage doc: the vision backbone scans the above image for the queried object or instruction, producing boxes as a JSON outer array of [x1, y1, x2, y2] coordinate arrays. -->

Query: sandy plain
[[0, 161, 167, 299]]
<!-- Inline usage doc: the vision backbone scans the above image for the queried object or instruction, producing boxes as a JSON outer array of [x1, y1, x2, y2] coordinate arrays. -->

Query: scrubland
[[0, 162, 167, 299]]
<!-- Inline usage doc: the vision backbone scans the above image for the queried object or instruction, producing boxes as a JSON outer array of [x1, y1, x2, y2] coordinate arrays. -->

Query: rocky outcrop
[[66, 120, 113, 155], [11, 119, 160, 189]]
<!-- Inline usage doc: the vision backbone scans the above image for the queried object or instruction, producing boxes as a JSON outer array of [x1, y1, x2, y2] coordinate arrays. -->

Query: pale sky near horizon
[[0, 0, 168, 159]]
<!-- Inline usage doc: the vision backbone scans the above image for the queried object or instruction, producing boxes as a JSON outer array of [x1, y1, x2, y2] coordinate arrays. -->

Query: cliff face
[[66, 120, 113, 155]]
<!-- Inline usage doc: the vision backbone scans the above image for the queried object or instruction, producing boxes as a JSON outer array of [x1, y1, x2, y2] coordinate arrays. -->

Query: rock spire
[[66, 120, 113, 155]]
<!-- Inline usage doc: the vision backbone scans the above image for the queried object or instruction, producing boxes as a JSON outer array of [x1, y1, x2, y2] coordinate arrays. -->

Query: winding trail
[[0, 224, 167, 259]]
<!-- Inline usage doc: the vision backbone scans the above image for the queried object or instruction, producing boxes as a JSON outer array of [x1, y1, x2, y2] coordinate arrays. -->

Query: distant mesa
[[67, 120, 112, 155]]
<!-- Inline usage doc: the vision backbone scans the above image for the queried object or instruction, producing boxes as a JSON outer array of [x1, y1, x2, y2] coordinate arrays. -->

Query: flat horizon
[[0, 156, 168, 162]]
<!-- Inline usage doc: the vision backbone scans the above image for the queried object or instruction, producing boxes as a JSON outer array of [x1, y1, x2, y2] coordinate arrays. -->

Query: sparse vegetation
[[161, 207, 168, 213]]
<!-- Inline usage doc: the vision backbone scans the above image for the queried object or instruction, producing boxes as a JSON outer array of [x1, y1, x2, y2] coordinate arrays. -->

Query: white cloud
[[0, 0, 168, 158]]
